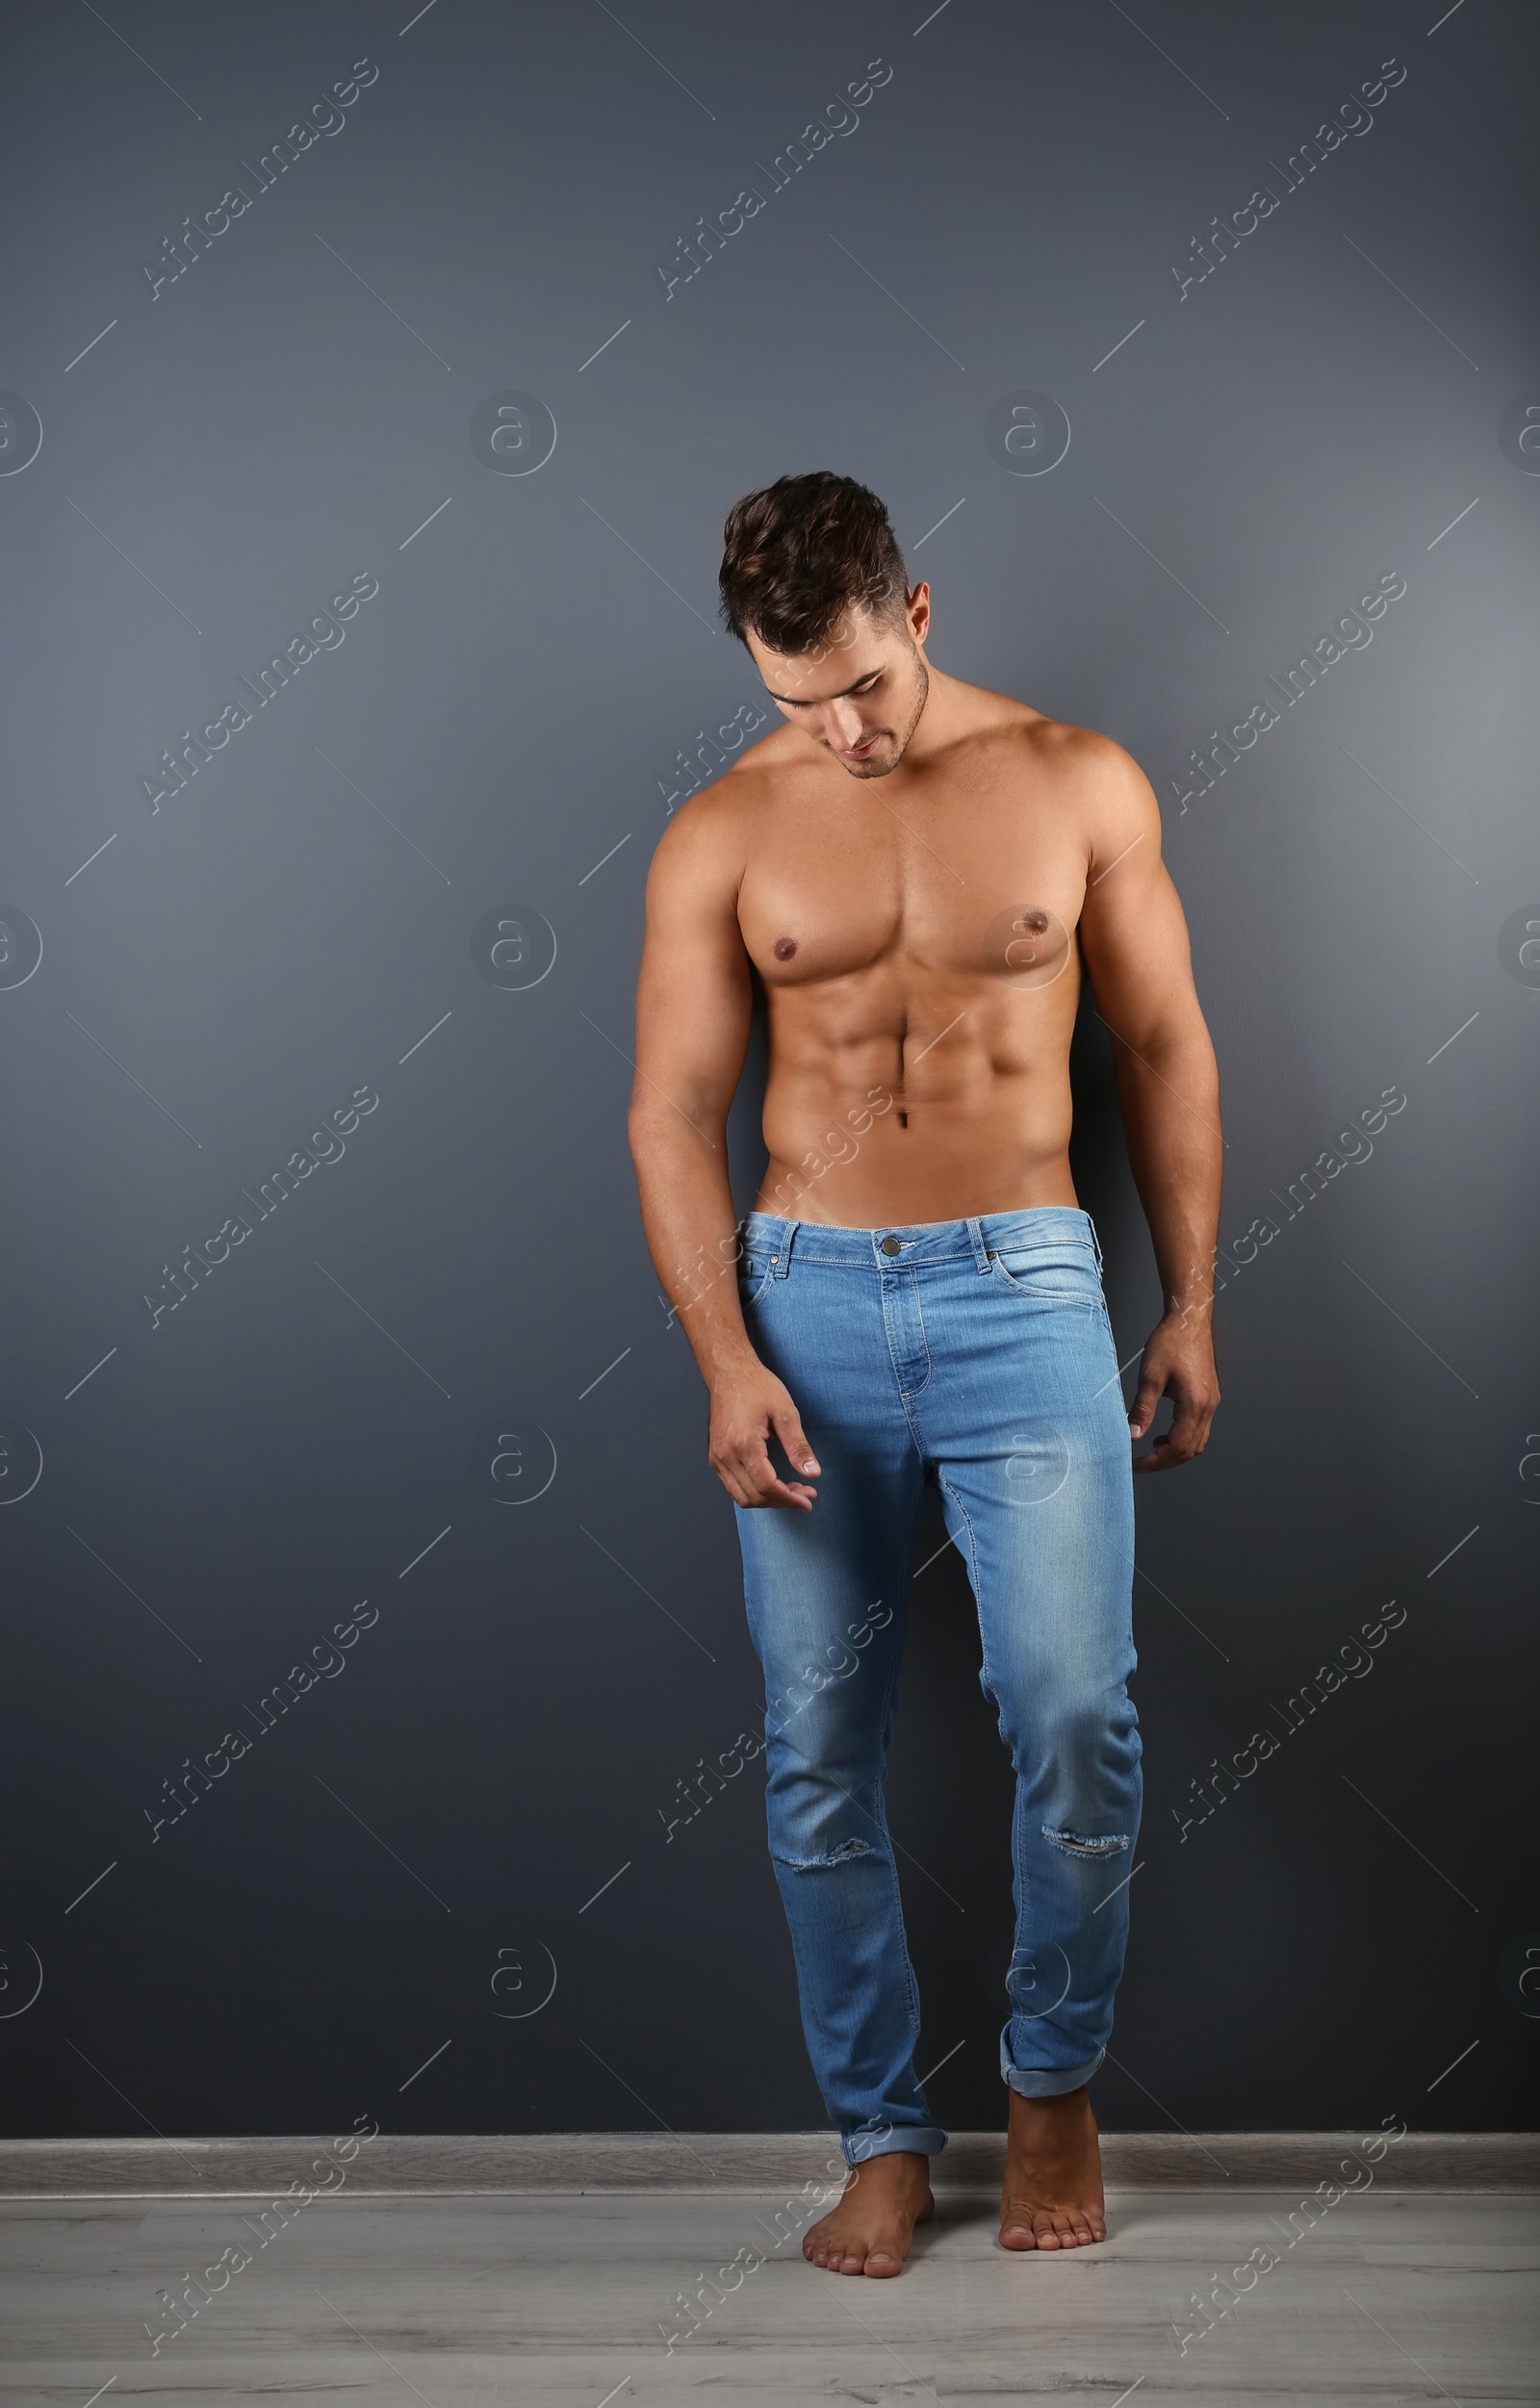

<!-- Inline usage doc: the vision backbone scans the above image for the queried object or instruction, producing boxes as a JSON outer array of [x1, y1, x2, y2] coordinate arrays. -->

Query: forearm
[[1109, 1021, 1222, 1317], [629, 1110, 757, 1386]]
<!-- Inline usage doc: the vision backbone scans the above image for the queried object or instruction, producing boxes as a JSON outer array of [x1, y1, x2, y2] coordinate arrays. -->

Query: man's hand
[[708, 1362, 821, 1509], [1127, 1310, 1219, 1472]]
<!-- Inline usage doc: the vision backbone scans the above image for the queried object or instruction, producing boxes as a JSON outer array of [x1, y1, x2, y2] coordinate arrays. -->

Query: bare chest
[[736, 779, 1089, 995]]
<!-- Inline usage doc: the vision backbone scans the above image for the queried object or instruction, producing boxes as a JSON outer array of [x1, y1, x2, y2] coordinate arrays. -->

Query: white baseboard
[[0, 2130, 1534, 2197]]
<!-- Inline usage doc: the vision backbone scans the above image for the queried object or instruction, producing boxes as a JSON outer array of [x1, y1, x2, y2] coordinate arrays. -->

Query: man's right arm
[[629, 801, 821, 1511]]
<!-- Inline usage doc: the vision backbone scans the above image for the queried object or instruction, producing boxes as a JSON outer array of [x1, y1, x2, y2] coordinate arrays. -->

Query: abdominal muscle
[[752, 984, 1082, 1227]]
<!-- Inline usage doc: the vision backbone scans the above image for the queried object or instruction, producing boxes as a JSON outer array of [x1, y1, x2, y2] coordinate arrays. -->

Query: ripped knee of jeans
[[1042, 1826, 1128, 1859], [773, 1836, 877, 1870]]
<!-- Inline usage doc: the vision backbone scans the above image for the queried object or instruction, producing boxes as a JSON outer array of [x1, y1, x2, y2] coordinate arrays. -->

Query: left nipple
[[773, 935, 798, 961]]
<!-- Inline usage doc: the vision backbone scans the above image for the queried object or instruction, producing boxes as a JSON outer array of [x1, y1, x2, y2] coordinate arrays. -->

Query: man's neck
[[879, 664, 980, 780]]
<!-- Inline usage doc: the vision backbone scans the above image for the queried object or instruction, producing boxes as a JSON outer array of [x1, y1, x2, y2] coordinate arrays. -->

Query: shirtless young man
[[629, 473, 1221, 2277]]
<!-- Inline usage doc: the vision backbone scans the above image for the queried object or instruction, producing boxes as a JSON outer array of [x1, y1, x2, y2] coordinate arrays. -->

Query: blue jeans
[[733, 1206, 1140, 2167]]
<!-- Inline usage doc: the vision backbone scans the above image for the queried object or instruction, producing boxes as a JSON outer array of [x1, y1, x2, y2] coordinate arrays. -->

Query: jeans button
[[880, 1236, 902, 1255]]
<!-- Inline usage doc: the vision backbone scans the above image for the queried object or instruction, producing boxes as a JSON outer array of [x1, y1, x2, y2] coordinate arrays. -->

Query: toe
[[865, 2248, 901, 2278], [999, 2218, 1037, 2251]]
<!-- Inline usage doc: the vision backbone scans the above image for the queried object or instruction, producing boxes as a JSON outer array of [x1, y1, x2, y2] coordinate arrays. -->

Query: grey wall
[[2, 0, 1535, 2142]]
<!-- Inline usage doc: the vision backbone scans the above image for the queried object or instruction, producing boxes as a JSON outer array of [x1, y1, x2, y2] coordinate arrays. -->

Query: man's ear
[[907, 581, 932, 647]]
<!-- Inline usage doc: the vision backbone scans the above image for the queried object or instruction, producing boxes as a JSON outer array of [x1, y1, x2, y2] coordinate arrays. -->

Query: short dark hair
[[718, 472, 909, 653]]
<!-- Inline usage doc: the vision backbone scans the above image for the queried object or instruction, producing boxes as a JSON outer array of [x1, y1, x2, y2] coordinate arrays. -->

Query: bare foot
[[998, 2085, 1107, 2250], [803, 2150, 935, 2277]]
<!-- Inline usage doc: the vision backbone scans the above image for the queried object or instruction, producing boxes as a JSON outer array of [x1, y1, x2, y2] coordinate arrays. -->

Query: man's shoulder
[[948, 683, 1142, 794], [648, 731, 794, 891], [662, 720, 807, 835]]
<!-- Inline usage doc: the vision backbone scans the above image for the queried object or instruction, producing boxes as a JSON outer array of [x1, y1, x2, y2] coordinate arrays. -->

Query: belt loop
[[966, 1216, 991, 1273], [1086, 1214, 1104, 1275], [772, 1220, 798, 1278]]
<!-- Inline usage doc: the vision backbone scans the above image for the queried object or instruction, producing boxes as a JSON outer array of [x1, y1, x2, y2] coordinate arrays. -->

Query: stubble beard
[[836, 650, 930, 781]]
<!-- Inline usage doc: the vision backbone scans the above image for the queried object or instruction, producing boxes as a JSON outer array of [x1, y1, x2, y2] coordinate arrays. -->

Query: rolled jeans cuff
[[1000, 2036, 1104, 2099], [845, 2123, 948, 2167]]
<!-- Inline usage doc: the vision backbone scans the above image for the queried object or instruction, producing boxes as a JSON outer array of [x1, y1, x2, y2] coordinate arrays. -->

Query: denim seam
[[941, 1462, 1019, 1962], [868, 1581, 924, 2051], [799, 1247, 979, 1268], [749, 1247, 1094, 1270], [880, 1271, 933, 1402], [903, 1272, 934, 1398], [936, 1471, 987, 1678], [990, 1238, 1094, 1255], [988, 1253, 1099, 1302], [783, 1243, 1091, 1269], [1007, 1768, 1037, 2073], [872, 1785, 924, 2053], [991, 1282, 1101, 1306]]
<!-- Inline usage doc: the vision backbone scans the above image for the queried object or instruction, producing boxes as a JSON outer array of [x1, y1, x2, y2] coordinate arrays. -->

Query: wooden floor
[[4, 2185, 1536, 2404]]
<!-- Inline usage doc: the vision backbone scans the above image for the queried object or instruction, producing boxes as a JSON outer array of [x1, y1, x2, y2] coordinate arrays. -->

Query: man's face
[[745, 586, 932, 779]]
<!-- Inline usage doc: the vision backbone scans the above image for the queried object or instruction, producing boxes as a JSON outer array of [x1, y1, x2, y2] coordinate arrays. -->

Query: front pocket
[[989, 1241, 1102, 1301], [737, 1252, 777, 1306]]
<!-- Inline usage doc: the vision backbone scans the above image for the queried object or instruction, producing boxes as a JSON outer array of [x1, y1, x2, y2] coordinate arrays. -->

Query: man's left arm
[[1072, 734, 1222, 1471]]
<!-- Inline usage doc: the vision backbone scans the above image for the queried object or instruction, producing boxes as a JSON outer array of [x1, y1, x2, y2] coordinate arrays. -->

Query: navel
[[773, 935, 797, 961]]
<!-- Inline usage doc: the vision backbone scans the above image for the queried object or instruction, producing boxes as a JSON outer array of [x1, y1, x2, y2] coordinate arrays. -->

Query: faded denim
[[733, 1206, 1140, 2166]]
